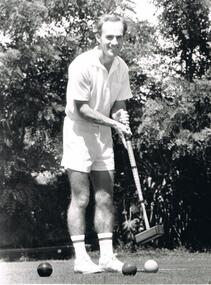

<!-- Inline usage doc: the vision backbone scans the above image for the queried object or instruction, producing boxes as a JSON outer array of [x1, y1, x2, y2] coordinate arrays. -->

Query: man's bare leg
[[67, 170, 90, 235], [90, 170, 124, 272], [67, 169, 102, 274], [90, 170, 114, 233]]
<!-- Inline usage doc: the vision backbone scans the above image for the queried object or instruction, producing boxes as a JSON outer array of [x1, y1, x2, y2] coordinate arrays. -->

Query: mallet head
[[135, 224, 164, 244]]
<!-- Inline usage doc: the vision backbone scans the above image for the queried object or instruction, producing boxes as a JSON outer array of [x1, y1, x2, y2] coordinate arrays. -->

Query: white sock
[[71, 235, 89, 260], [98, 232, 113, 259]]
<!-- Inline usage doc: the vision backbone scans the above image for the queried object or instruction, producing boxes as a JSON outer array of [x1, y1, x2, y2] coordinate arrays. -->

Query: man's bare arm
[[110, 100, 130, 126], [75, 100, 131, 136]]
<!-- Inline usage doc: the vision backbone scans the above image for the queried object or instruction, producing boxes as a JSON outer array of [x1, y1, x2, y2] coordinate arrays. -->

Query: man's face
[[98, 21, 124, 59]]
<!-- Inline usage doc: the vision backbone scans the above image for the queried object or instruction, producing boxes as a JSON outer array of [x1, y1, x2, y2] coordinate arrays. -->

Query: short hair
[[94, 13, 127, 36]]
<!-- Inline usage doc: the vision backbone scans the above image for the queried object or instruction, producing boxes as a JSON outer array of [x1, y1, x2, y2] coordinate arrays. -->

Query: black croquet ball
[[122, 263, 137, 275], [37, 262, 53, 277]]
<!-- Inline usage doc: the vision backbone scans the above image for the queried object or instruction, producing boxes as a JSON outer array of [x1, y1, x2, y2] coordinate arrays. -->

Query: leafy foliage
[[0, 0, 137, 248], [113, 76, 211, 250], [0, 0, 210, 250], [152, 0, 210, 81]]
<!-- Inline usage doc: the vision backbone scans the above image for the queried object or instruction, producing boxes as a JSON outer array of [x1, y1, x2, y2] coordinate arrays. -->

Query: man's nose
[[111, 37, 118, 45]]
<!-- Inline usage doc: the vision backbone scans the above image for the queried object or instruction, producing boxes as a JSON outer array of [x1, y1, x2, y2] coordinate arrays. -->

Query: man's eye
[[106, 36, 113, 40], [106, 36, 123, 41], [116, 36, 123, 40]]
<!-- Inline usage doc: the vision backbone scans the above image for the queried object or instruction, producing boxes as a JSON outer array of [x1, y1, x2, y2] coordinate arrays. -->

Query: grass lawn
[[0, 248, 211, 284]]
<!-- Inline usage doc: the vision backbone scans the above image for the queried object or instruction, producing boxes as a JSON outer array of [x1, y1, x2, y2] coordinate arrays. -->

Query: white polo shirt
[[65, 47, 132, 122]]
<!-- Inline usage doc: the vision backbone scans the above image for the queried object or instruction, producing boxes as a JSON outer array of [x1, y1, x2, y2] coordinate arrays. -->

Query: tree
[[153, 0, 210, 81], [1, 0, 210, 250], [114, 1, 211, 249]]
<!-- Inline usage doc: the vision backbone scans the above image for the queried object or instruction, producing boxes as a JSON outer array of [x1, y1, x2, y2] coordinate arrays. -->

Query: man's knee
[[95, 191, 113, 208], [71, 191, 90, 209], [67, 169, 90, 209]]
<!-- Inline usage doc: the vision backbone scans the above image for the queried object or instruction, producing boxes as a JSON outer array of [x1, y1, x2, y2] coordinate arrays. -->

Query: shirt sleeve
[[66, 61, 91, 102], [116, 63, 133, 101]]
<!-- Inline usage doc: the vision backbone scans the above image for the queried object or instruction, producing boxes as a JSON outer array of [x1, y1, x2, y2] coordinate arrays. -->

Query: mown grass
[[0, 248, 211, 284]]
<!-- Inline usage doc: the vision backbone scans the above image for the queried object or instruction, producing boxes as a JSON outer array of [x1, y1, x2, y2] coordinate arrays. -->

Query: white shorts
[[61, 116, 114, 173]]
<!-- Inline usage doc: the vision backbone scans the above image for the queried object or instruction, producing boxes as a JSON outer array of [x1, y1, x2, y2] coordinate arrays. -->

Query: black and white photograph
[[0, 0, 211, 283]]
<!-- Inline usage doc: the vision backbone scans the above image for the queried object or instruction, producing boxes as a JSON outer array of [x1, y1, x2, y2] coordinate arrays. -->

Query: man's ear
[[95, 33, 101, 44]]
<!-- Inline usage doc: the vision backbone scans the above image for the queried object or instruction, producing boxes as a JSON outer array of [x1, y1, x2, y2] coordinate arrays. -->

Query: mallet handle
[[126, 139, 150, 230]]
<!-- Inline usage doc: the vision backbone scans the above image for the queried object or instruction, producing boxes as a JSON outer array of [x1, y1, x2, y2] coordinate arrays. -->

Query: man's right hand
[[114, 121, 132, 136], [114, 121, 132, 148]]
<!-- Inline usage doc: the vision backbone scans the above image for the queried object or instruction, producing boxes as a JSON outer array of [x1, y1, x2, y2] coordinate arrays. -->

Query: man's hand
[[114, 121, 132, 148], [114, 120, 131, 136], [112, 109, 132, 147], [112, 109, 130, 126]]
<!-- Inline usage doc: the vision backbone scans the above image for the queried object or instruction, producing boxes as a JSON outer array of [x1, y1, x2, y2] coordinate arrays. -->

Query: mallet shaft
[[126, 139, 150, 230]]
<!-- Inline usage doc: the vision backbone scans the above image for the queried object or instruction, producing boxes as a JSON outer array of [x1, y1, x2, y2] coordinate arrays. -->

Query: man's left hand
[[112, 109, 130, 126]]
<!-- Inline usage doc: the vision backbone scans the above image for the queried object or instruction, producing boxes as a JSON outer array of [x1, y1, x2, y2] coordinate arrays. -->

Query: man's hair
[[94, 13, 127, 36]]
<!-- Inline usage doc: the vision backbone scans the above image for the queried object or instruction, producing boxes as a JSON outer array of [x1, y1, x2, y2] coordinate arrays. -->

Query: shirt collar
[[91, 47, 120, 71]]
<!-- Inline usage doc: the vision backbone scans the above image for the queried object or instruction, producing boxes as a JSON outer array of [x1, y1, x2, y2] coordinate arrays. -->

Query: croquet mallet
[[124, 136, 164, 244]]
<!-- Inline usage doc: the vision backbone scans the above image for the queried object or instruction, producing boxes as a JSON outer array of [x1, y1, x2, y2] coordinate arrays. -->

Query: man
[[61, 13, 133, 274]]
